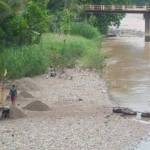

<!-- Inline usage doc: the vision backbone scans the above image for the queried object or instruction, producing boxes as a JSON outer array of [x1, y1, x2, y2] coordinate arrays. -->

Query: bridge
[[85, 5, 150, 42]]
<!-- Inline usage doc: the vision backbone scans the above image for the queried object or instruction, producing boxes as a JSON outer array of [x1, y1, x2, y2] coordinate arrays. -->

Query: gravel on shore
[[0, 68, 150, 150]]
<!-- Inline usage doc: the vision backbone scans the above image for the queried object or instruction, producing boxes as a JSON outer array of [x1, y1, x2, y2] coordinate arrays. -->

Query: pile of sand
[[15, 78, 39, 91], [19, 91, 34, 98], [23, 101, 50, 111], [9, 106, 26, 119]]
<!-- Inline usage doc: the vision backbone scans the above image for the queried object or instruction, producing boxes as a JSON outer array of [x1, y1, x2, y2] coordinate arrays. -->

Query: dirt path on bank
[[0, 68, 150, 150]]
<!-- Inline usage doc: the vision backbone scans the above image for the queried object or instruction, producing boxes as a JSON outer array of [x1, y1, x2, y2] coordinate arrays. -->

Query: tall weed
[[0, 44, 49, 79], [0, 33, 105, 79], [70, 22, 100, 39]]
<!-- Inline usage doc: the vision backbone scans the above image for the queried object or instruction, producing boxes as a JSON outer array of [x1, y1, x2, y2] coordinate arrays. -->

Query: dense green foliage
[[0, 0, 48, 46], [131, 0, 150, 4], [1, 0, 132, 46], [83, 0, 131, 33], [44, 33, 105, 69], [0, 44, 49, 79], [70, 22, 100, 39], [48, 0, 130, 34], [2, 0, 144, 47], [0, 33, 105, 79], [1, 0, 131, 79]]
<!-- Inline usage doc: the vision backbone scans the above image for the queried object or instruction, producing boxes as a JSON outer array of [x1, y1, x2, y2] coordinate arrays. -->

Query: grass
[[42, 33, 102, 67], [0, 44, 49, 79], [70, 22, 100, 39], [0, 33, 106, 79]]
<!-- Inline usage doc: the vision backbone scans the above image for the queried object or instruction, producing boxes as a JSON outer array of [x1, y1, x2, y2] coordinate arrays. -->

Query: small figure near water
[[136, 112, 142, 120], [9, 84, 17, 105], [46, 66, 56, 79]]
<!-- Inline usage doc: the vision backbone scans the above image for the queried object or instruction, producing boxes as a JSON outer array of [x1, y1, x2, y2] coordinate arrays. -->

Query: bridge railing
[[85, 5, 150, 12]]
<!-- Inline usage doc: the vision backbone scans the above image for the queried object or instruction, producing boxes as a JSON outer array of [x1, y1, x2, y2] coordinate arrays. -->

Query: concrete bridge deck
[[85, 5, 150, 13]]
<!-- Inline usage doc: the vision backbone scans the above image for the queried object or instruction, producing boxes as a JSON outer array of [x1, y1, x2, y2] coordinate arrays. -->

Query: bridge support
[[144, 13, 150, 42]]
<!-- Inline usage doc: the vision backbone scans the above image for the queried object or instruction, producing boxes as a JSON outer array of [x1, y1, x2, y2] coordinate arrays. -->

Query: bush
[[80, 49, 106, 70], [70, 22, 100, 39], [42, 33, 87, 67], [0, 33, 106, 79], [0, 0, 48, 46], [0, 44, 49, 79], [42, 33, 105, 69]]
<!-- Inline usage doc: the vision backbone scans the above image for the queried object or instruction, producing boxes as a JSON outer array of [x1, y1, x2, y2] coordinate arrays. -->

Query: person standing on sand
[[9, 84, 17, 105]]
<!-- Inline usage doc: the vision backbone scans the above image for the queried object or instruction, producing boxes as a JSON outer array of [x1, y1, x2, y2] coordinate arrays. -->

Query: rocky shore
[[0, 68, 150, 150]]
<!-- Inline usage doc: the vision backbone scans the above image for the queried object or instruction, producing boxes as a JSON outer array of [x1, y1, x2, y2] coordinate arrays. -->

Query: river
[[103, 14, 150, 112], [102, 14, 150, 150]]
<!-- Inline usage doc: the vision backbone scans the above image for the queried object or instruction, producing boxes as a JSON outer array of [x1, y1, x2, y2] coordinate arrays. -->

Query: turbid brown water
[[103, 14, 150, 112], [103, 14, 150, 150], [103, 37, 150, 112]]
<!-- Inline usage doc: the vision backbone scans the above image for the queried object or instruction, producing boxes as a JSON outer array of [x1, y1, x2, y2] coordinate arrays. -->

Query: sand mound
[[16, 78, 39, 91], [9, 106, 26, 119], [19, 91, 34, 98], [23, 101, 50, 111]]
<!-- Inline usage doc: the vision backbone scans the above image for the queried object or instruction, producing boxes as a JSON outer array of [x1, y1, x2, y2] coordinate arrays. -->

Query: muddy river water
[[103, 14, 150, 112], [102, 14, 150, 150]]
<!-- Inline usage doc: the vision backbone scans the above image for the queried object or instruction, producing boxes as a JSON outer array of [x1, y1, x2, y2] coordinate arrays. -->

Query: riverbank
[[1, 68, 150, 150], [0, 31, 105, 79]]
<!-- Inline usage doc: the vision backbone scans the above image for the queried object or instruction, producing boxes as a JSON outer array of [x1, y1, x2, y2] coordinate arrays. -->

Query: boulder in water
[[121, 108, 137, 115], [113, 107, 137, 115], [141, 112, 150, 118], [113, 107, 124, 113]]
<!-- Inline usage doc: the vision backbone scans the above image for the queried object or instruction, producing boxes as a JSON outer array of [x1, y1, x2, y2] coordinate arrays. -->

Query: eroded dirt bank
[[0, 68, 150, 150]]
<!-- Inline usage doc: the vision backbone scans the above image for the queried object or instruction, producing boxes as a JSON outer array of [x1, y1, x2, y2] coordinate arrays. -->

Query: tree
[[48, 0, 79, 33], [0, 1, 11, 23], [82, 0, 130, 33], [23, 0, 48, 43], [131, 0, 150, 4], [0, 0, 49, 46], [48, 0, 131, 34]]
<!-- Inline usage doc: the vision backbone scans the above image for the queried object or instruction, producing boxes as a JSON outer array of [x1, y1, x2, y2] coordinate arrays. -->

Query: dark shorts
[[11, 96, 16, 102]]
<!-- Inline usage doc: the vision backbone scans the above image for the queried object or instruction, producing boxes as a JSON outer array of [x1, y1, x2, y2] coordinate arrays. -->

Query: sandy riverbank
[[0, 68, 150, 150]]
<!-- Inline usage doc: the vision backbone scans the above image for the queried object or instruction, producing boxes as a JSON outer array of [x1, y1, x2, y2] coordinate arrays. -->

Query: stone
[[121, 108, 137, 115], [141, 112, 150, 118], [113, 107, 125, 113], [113, 107, 137, 115], [78, 98, 83, 102]]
